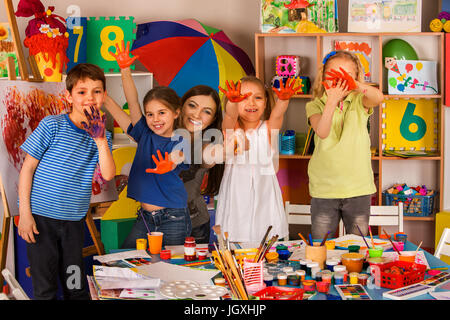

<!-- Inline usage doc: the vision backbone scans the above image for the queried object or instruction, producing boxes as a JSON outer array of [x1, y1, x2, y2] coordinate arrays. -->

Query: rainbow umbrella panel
[[131, 19, 255, 96]]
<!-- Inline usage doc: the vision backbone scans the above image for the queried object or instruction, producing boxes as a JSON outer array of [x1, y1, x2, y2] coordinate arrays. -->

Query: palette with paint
[[334, 234, 391, 251], [334, 284, 372, 300]]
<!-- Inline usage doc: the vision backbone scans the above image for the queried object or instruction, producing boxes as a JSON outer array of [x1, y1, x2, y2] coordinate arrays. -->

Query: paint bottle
[[306, 262, 319, 276], [282, 266, 294, 274], [263, 274, 274, 287], [299, 259, 307, 271], [358, 273, 369, 286], [333, 265, 347, 282], [334, 272, 344, 285], [311, 267, 321, 280], [349, 272, 359, 284], [326, 259, 339, 271], [277, 273, 287, 286], [315, 271, 322, 282], [302, 280, 316, 292], [184, 237, 196, 261], [296, 269, 306, 282], [288, 274, 300, 286], [214, 277, 226, 287], [322, 272, 332, 284]]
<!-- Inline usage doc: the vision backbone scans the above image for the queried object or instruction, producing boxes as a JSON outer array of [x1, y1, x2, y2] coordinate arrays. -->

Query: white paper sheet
[[93, 250, 151, 263], [134, 261, 220, 285], [93, 265, 160, 290]]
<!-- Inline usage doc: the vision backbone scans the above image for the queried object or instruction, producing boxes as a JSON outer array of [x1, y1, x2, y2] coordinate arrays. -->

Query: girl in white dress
[[216, 76, 299, 243]]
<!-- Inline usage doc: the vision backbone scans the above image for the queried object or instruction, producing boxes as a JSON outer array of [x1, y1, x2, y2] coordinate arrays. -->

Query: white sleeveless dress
[[215, 121, 289, 243]]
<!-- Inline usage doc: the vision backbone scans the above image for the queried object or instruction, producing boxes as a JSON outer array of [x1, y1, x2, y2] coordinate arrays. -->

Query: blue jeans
[[121, 207, 192, 249], [311, 195, 371, 239]]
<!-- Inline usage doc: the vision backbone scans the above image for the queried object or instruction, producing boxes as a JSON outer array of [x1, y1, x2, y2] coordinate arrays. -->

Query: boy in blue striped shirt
[[17, 63, 116, 300]]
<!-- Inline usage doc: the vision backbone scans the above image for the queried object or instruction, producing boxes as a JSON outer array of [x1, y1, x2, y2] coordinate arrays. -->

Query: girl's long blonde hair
[[312, 50, 365, 99], [222, 76, 275, 127]]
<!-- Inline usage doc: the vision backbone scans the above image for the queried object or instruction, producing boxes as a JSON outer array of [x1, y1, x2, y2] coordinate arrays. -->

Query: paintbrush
[[254, 226, 272, 262], [383, 229, 402, 255], [298, 232, 308, 245], [224, 231, 230, 250], [320, 231, 331, 246], [258, 234, 279, 262], [213, 242, 239, 298], [212, 225, 226, 252], [308, 233, 313, 246], [368, 226, 375, 248], [356, 224, 371, 249], [415, 241, 423, 254]]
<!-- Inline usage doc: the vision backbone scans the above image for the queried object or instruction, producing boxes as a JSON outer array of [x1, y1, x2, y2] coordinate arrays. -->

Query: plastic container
[[341, 253, 365, 273], [358, 273, 369, 286], [288, 274, 300, 286], [349, 272, 359, 284], [392, 241, 404, 252], [265, 251, 279, 263], [348, 245, 360, 253], [334, 272, 344, 285], [159, 249, 171, 260], [243, 259, 265, 293], [326, 259, 339, 271], [263, 274, 274, 287], [253, 286, 304, 300], [280, 130, 296, 155], [316, 281, 330, 293], [394, 232, 408, 243], [302, 280, 316, 292], [306, 262, 319, 276], [184, 237, 196, 261], [214, 277, 226, 287], [398, 252, 416, 263], [383, 191, 435, 217], [277, 273, 287, 286], [371, 261, 427, 289], [321, 271, 332, 284], [325, 240, 336, 250], [296, 269, 306, 281], [368, 246, 384, 258], [311, 267, 321, 280]]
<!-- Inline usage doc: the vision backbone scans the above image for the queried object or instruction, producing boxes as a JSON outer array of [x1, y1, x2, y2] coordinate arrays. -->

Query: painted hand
[[109, 40, 139, 69], [146, 150, 174, 174], [272, 77, 301, 100], [218, 80, 251, 103], [81, 106, 106, 139], [323, 68, 357, 91]]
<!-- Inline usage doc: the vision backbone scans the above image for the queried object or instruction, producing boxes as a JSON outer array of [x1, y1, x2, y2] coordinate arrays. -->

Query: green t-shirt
[[305, 92, 376, 199]]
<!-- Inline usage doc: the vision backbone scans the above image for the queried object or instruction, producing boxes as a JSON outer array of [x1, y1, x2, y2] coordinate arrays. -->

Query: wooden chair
[[285, 201, 404, 239], [434, 227, 450, 260], [284, 201, 312, 240], [338, 202, 404, 236]]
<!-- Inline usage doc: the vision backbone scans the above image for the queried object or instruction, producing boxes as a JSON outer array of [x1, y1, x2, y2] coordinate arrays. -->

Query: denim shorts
[[121, 207, 192, 249], [310, 195, 371, 239]]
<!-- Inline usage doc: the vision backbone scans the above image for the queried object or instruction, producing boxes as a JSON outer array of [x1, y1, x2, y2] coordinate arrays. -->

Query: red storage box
[[252, 286, 304, 300], [371, 261, 426, 289]]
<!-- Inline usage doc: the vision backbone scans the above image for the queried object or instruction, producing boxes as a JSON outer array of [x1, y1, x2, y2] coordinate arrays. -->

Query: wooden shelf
[[403, 215, 435, 222], [384, 94, 441, 99]]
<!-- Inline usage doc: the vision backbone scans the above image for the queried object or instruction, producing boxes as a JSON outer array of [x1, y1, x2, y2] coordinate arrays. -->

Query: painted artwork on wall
[[0, 22, 19, 78], [386, 59, 438, 95], [382, 98, 438, 152], [348, 0, 422, 33], [334, 40, 372, 82]]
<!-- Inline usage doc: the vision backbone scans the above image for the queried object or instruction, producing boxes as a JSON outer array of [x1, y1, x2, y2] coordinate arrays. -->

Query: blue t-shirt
[[126, 116, 188, 208], [19, 114, 112, 221]]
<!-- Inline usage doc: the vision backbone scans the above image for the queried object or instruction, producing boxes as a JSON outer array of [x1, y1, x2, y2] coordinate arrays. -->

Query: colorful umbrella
[[130, 19, 255, 97]]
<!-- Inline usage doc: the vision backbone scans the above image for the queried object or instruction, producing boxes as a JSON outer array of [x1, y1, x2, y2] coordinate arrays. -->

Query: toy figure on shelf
[[15, 0, 69, 81], [430, 11, 450, 32]]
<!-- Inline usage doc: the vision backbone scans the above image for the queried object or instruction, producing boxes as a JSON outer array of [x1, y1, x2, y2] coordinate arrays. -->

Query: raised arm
[[268, 78, 300, 130], [109, 40, 142, 126]]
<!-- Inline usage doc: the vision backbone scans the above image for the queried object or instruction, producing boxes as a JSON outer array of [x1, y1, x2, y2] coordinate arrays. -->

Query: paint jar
[[368, 246, 383, 258], [288, 274, 300, 286], [333, 265, 347, 273], [394, 232, 407, 244], [277, 273, 287, 286], [325, 240, 335, 250], [326, 259, 339, 271], [316, 281, 330, 294], [315, 271, 322, 282], [311, 267, 321, 280], [299, 259, 308, 271], [392, 241, 404, 252], [159, 249, 171, 260], [265, 251, 279, 263], [322, 272, 332, 284], [348, 245, 360, 253], [358, 273, 369, 286], [341, 253, 365, 273], [196, 248, 208, 260], [306, 262, 319, 276], [302, 280, 316, 292], [349, 272, 359, 284], [184, 237, 197, 261], [276, 245, 290, 260], [136, 238, 147, 251], [334, 272, 344, 285], [263, 274, 274, 287], [305, 243, 327, 269], [214, 277, 226, 287], [296, 269, 306, 281], [399, 252, 416, 263]]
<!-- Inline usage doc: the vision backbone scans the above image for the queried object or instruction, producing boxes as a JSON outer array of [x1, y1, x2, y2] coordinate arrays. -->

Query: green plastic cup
[[368, 246, 384, 258]]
